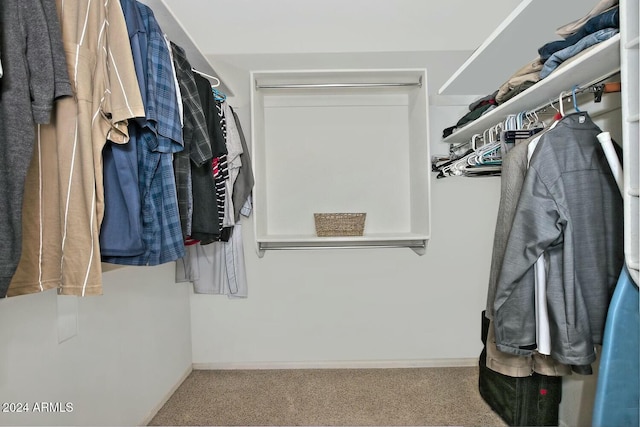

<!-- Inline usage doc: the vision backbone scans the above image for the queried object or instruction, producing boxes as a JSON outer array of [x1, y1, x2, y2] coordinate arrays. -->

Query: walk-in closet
[[0, 0, 637, 426]]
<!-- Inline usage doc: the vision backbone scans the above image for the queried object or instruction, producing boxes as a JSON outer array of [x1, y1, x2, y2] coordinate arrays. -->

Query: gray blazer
[[494, 112, 624, 367]]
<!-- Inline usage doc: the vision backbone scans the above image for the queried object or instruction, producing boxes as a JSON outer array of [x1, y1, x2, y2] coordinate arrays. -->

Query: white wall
[[191, 176, 501, 368], [188, 48, 502, 367], [0, 264, 192, 426]]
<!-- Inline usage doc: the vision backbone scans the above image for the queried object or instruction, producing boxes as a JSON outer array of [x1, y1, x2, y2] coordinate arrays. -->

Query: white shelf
[[626, 36, 640, 48], [141, 0, 233, 96], [438, 0, 591, 96], [250, 69, 431, 257], [443, 34, 621, 144]]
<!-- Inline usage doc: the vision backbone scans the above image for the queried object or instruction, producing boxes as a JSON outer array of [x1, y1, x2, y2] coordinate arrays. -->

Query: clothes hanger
[[557, 91, 565, 118], [212, 87, 226, 102], [191, 67, 221, 88], [572, 85, 581, 112]]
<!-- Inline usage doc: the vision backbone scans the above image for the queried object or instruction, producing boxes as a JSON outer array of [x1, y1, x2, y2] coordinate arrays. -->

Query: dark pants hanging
[[478, 311, 562, 426]]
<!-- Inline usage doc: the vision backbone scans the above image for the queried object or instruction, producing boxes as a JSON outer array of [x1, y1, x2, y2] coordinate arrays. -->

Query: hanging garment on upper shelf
[[494, 112, 624, 368]]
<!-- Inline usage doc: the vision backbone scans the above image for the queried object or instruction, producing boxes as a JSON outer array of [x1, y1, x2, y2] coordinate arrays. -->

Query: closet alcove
[[250, 69, 431, 256]]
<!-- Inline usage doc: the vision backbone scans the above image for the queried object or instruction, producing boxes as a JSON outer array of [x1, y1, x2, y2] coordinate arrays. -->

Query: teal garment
[[592, 266, 639, 427]]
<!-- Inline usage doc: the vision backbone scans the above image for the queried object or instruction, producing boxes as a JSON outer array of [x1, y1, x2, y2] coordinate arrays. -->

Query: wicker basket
[[314, 213, 366, 237]]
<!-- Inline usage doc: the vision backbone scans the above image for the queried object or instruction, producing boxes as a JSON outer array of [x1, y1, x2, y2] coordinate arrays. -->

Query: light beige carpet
[[149, 367, 507, 426]]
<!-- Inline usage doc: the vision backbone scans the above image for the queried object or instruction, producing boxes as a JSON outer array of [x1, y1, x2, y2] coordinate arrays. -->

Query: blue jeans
[[540, 28, 619, 79], [539, 7, 619, 61]]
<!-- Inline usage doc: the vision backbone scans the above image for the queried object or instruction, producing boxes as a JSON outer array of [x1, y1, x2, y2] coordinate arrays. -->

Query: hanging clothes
[[102, 1, 185, 266], [494, 112, 624, 369], [484, 131, 570, 377], [190, 73, 227, 244], [221, 101, 244, 228], [176, 110, 254, 298], [170, 41, 214, 240], [0, 0, 56, 297], [230, 107, 255, 223], [8, 0, 144, 296], [100, 0, 147, 258]]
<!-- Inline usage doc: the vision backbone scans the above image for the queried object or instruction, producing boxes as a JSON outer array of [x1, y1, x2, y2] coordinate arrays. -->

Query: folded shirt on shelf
[[442, 91, 497, 138], [540, 27, 619, 79], [495, 57, 544, 104], [555, 0, 618, 38], [539, 6, 619, 61]]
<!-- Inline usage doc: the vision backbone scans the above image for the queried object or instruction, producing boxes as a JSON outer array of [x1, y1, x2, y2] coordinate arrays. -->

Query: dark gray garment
[[0, 0, 55, 297], [190, 73, 224, 243], [230, 107, 254, 222], [494, 113, 624, 366], [170, 42, 213, 238], [40, 0, 72, 99]]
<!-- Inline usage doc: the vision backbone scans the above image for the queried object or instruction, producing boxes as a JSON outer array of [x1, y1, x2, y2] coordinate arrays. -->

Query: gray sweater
[[0, 0, 56, 297]]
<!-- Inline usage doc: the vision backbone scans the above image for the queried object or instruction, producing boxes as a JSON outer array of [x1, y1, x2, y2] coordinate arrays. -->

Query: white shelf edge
[[442, 34, 621, 144], [141, 0, 234, 96], [627, 113, 640, 122], [438, 0, 533, 95], [625, 36, 640, 49]]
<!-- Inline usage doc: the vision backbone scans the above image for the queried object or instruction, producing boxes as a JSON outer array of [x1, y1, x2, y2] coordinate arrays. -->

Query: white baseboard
[[139, 364, 193, 426], [192, 358, 478, 370]]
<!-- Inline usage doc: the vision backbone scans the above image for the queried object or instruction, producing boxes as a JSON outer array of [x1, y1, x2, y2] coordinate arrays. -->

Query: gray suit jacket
[[494, 112, 624, 366]]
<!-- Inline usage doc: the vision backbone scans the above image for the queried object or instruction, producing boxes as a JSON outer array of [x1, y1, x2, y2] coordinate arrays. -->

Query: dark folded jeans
[[539, 6, 619, 60]]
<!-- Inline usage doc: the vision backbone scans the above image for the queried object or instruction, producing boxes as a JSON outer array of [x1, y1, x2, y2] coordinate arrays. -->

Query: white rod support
[[597, 131, 624, 197]]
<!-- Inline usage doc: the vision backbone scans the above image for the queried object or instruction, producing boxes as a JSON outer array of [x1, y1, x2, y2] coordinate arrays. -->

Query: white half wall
[[0, 263, 192, 426], [191, 168, 501, 367]]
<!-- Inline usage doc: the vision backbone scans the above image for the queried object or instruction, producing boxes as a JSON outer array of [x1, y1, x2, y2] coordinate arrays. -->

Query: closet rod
[[466, 72, 621, 144], [258, 243, 427, 251], [255, 79, 422, 90], [529, 72, 620, 118]]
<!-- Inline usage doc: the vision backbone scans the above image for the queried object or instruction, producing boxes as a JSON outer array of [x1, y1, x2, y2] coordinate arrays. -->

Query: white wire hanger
[[191, 68, 221, 88]]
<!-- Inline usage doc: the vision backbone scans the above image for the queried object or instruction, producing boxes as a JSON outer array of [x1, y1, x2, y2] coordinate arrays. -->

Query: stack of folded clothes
[[442, 91, 498, 138], [442, 0, 620, 139]]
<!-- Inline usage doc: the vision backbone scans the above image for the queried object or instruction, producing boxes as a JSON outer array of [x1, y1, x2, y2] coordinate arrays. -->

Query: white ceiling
[[161, 0, 523, 55]]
